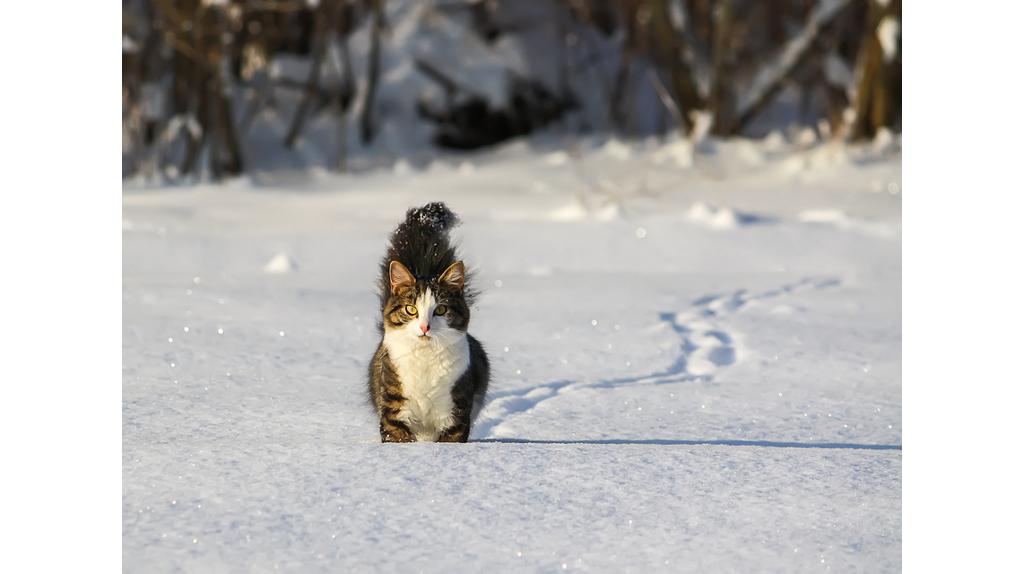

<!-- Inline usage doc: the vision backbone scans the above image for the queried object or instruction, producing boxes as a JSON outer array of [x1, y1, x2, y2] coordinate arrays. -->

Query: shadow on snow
[[476, 438, 901, 451]]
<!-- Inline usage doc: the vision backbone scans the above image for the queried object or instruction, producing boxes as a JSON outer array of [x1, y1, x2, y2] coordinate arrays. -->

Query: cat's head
[[382, 260, 470, 344]]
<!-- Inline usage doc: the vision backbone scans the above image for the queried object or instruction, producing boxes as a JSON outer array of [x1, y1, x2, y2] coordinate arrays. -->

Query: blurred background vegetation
[[122, 0, 900, 182]]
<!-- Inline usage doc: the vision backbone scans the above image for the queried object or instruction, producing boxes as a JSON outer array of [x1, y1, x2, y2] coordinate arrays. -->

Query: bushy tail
[[399, 200, 460, 234], [378, 202, 467, 310]]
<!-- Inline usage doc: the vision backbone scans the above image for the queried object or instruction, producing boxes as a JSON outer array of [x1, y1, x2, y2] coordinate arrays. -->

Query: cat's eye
[[405, 305, 418, 316], [434, 305, 448, 316]]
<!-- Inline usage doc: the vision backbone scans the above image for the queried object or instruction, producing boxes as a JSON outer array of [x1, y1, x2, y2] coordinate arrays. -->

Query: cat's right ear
[[389, 261, 416, 291], [439, 261, 465, 291]]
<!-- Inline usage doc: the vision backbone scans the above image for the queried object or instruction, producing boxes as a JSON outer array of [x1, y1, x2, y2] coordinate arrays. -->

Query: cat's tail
[[379, 202, 466, 308], [388, 203, 461, 268], [400, 202, 461, 235]]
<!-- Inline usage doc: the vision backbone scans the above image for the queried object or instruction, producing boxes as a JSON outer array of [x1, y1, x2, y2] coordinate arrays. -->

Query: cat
[[366, 202, 490, 443]]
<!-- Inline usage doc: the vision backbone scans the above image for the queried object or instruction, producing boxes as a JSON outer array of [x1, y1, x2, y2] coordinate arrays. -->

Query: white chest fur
[[383, 326, 470, 442]]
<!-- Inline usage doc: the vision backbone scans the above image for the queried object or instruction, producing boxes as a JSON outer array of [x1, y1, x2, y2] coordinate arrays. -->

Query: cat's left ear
[[439, 261, 465, 290], [390, 261, 416, 291]]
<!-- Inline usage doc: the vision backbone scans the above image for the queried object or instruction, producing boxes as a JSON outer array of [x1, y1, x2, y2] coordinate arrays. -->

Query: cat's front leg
[[437, 420, 470, 443], [379, 417, 416, 443]]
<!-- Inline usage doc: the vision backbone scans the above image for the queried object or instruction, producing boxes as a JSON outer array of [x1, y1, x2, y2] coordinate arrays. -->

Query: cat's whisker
[[432, 330, 455, 345]]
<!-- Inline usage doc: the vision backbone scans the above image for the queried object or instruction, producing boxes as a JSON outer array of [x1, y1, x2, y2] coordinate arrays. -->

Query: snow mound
[[686, 201, 741, 229], [548, 201, 622, 222], [263, 253, 298, 273], [546, 202, 588, 221], [543, 150, 571, 166], [734, 139, 766, 167], [779, 154, 809, 176], [600, 139, 633, 161], [762, 130, 786, 151], [872, 127, 899, 156], [427, 159, 453, 174], [392, 158, 412, 176], [592, 203, 623, 221], [651, 139, 695, 169], [688, 109, 714, 147], [795, 127, 819, 148], [798, 209, 847, 223], [798, 209, 897, 238]]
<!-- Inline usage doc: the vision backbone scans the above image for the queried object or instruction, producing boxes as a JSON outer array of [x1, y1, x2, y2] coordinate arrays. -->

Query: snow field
[[124, 135, 901, 571], [124, 442, 900, 573]]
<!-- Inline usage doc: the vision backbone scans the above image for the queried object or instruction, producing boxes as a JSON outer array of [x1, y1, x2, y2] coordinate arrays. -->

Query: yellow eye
[[434, 305, 448, 316], [405, 305, 418, 316]]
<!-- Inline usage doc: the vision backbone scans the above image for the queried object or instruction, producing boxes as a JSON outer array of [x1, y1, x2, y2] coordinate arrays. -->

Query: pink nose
[[420, 324, 430, 334]]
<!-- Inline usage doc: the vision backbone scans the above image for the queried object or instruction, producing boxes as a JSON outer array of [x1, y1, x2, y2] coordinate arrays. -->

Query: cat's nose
[[420, 324, 430, 334]]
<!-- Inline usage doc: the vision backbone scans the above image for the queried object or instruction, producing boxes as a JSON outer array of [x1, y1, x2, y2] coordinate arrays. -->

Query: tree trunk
[[707, 0, 734, 135], [646, 0, 703, 134], [285, 3, 329, 149], [851, 0, 901, 140], [360, 0, 385, 144]]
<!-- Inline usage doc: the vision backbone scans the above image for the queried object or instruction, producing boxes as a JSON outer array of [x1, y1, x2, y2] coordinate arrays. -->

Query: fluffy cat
[[367, 202, 490, 443]]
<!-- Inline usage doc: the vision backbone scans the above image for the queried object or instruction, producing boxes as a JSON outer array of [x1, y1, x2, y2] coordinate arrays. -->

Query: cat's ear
[[439, 261, 465, 290], [389, 261, 416, 291]]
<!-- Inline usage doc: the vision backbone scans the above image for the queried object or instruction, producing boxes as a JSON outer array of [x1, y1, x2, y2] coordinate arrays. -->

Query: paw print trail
[[473, 277, 842, 439]]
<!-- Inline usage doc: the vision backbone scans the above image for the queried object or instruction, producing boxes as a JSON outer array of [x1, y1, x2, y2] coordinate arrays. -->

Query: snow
[[123, 133, 901, 572], [877, 17, 900, 64], [263, 253, 299, 274], [686, 201, 742, 229], [651, 138, 696, 169]]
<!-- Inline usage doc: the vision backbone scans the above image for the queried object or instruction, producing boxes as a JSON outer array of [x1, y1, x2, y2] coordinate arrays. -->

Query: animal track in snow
[[658, 277, 841, 380], [473, 277, 842, 438]]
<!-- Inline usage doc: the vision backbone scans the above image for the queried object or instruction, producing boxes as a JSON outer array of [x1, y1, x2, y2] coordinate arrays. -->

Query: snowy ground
[[123, 134, 901, 572]]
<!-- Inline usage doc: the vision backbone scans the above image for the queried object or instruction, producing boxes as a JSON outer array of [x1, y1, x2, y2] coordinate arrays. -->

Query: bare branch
[[732, 0, 851, 134]]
